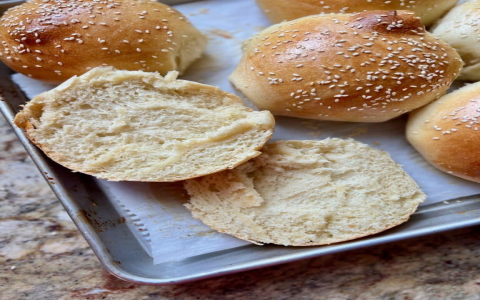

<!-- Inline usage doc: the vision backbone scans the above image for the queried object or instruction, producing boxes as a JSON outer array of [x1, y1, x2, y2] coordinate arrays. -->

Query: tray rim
[[2, 71, 480, 285]]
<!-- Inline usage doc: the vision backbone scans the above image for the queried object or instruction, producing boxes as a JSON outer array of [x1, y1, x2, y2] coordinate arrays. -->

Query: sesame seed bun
[[229, 11, 463, 123], [431, 0, 480, 81], [0, 0, 207, 83], [406, 81, 480, 183], [256, 0, 458, 26]]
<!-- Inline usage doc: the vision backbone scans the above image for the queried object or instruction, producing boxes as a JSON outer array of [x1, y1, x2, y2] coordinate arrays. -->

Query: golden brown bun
[[431, 0, 480, 81], [230, 11, 463, 123], [406, 81, 480, 183], [256, 0, 458, 26], [0, 0, 207, 83]]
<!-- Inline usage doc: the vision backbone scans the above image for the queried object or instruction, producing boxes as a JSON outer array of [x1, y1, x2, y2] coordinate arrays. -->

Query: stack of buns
[[11, 0, 480, 247]]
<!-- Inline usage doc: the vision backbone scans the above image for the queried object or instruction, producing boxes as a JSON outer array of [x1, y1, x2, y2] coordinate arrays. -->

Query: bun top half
[[0, 0, 207, 83], [230, 11, 463, 122]]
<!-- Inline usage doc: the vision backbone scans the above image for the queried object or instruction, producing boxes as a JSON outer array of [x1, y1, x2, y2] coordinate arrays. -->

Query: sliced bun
[[230, 11, 463, 123], [431, 0, 480, 81], [0, 0, 207, 83], [14, 67, 275, 182], [407, 81, 480, 183], [185, 139, 425, 246], [256, 0, 458, 26]]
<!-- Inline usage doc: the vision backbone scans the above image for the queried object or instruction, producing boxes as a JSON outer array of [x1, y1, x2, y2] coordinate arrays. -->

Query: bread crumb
[[307, 130, 323, 138], [344, 127, 368, 138], [301, 120, 322, 130], [209, 29, 233, 39], [189, 8, 210, 16]]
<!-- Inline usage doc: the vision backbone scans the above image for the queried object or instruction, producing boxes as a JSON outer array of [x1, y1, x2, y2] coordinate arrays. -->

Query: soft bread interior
[[185, 139, 425, 246], [14, 67, 275, 181]]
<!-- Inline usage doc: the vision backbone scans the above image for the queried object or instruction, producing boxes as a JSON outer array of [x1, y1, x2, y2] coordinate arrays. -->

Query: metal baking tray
[[2, 0, 480, 284], [3, 62, 480, 285]]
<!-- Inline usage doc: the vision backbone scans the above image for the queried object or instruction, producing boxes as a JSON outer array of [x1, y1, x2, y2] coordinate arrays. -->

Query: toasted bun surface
[[230, 11, 463, 123], [0, 0, 207, 83], [14, 67, 275, 182], [184, 139, 425, 246], [256, 0, 458, 26], [407, 82, 480, 183], [431, 0, 480, 81]]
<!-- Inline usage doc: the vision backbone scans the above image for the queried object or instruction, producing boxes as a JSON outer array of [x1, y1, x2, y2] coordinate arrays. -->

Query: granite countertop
[[1, 114, 480, 300]]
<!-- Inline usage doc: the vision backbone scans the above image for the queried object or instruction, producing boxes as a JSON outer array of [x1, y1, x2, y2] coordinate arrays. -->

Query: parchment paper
[[12, 0, 480, 264]]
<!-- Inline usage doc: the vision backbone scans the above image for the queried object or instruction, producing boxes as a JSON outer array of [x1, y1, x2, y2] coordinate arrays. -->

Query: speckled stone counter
[[1, 114, 480, 300]]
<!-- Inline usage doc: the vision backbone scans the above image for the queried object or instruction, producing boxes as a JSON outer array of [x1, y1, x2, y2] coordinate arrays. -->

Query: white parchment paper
[[12, 0, 480, 264]]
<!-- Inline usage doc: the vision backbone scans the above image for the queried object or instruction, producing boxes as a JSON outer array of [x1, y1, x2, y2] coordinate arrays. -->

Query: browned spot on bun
[[353, 10, 423, 33]]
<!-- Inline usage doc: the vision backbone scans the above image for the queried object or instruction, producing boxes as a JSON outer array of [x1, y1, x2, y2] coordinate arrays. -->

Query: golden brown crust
[[230, 11, 463, 123], [407, 82, 480, 183], [256, 0, 458, 26], [0, 0, 206, 83]]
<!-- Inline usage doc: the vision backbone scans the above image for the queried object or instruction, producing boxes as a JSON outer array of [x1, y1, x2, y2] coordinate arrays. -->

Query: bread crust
[[230, 11, 463, 123], [256, 0, 458, 26], [0, 0, 207, 83], [407, 82, 480, 183]]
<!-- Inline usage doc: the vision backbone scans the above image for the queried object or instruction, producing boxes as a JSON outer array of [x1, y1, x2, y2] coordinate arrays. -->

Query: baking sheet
[[2, 0, 480, 284], [10, 0, 480, 265]]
